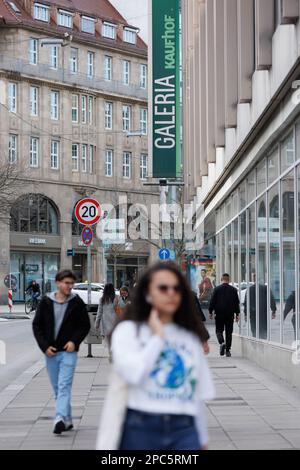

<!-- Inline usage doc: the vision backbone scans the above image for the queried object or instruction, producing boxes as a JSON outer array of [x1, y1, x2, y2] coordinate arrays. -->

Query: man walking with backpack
[[33, 270, 90, 434], [209, 274, 240, 357]]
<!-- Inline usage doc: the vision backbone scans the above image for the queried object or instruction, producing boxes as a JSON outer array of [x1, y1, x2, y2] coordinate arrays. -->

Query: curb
[[0, 314, 31, 320]]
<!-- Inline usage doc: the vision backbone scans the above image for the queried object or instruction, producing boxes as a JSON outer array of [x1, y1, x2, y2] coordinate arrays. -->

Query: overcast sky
[[110, 0, 149, 43]]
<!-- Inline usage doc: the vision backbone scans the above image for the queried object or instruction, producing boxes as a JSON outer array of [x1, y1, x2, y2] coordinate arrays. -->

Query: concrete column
[[60, 220, 72, 270], [199, 0, 208, 178], [206, 0, 216, 163], [224, 0, 238, 128], [281, 0, 299, 23], [255, 0, 274, 70], [237, 0, 255, 103], [193, 1, 202, 188], [0, 218, 10, 305], [214, 0, 225, 147]]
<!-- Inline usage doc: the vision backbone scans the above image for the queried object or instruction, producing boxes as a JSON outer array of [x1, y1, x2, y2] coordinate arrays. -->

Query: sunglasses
[[157, 284, 182, 294]]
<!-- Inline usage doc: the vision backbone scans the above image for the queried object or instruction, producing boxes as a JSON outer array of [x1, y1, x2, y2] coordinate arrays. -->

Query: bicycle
[[25, 292, 40, 315]]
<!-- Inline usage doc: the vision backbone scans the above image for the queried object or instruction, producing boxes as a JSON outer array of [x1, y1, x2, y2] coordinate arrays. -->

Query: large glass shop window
[[269, 184, 281, 343]]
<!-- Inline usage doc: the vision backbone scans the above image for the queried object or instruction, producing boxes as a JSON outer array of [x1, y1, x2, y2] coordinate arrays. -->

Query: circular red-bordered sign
[[75, 198, 101, 226], [81, 226, 93, 246]]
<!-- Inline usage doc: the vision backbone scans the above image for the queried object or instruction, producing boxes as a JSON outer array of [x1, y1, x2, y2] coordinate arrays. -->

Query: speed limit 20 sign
[[75, 198, 102, 226]]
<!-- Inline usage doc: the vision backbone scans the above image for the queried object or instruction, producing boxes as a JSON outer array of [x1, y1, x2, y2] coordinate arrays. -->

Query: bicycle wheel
[[25, 299, 32, 314]]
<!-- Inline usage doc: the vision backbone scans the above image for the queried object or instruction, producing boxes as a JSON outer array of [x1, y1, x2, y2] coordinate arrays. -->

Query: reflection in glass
[[268, 147, 279, 185], [239, 181, 247, 211], [269, 184, 281, 343], [282, 171, 296, 345], [240, 212, 247, 336], [257, 159, 267, 196], [281, 132, 295, 173], [248, 203, 256, 337], [247, 170, 256, 204], [225, 224, 232, 275]]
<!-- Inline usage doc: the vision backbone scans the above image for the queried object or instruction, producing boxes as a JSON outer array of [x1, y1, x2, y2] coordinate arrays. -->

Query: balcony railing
[[0, 55, 148, 101]]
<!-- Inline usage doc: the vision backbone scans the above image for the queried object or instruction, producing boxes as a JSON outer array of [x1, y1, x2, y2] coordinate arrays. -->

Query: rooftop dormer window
[[34, 3, 49, 22], [123, 27, 137, 45], [9, 2, 21, 14], [81, 16, 96, 35], [57, 10, 73, 28], [102, 22, 116, 40]]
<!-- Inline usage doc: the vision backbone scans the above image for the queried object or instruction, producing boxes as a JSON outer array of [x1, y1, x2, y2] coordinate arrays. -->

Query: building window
[[87, 51, 94, 78], [82, 144, 88, 173], [105, 102, 113, 130], [30, 137, 39, 167], [50, 45, 58, 69], [105, 149, 113, 177], [140, 64, 147, 88], [10, 194, 59, 234], [102, 22, 116, 39], [72, 94, 79, 123], [72, 143, 79, 171], [29, 86, 39, 117], [8, 2, 21, 14], [82, 95, 87, 124], [8, 82, 17, 113], [104, 55, 112, 81], [29, 38, 38, 65], [89, 145, 95, 174], [57, 9, 73, 28], [140, 108, 148, 135], [34, 3, 49, 22], [122, 105, 131, 132], [9, 134, 17, 164], [88, 96, 93, 125], [82, 16, 95, 34], [123, 60, 130, 85], [70, 48, 78, 74], [123, 152, 131, 179], [50, 91, 59, 120], [140, 154, 148, 180], [123, 27, 137, 44], [51, 140, 59, 170]]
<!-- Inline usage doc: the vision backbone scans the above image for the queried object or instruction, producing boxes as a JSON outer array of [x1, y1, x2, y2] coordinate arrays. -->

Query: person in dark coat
[[283, 287, 299, 338], [244, 280, 276, 339], [209, 274, 240, 357], [193, 292, 210, 354], [32, 270, 90, 435]]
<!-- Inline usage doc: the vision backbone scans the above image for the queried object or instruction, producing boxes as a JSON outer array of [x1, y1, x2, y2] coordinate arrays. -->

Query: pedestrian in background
[[115, 286, 131, 317], [32, 270, 90, 435], [209, 273, 240, 357], [95, 283, 119, 358], [107, 261, 215, 451]]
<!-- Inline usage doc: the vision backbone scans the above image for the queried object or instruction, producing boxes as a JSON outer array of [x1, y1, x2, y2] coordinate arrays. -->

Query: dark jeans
[[215, 314, 234, 351], [119, 409, 201, 451]]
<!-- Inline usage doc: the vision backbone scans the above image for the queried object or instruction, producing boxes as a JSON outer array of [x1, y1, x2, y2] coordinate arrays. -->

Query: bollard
[[8, 290, 13, 313]]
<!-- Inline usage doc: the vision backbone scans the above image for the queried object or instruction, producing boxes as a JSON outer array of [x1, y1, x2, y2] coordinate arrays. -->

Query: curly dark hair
[[101, 283, 115, 305], [119, 262, 209, 344]]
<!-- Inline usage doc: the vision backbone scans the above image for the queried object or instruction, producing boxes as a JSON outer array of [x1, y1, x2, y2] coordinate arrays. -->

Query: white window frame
[[72, 143, 79, 172], [57, 9, 73, 28], [105, 102, 113, 130], [9, 134, 17, 164], [72, 94, 79, 123], [140, 64, 147, 89], [140, 154, 148, 180], [89, 145, 95, 174], [105, 149, 113, 177], [140, 108, 148, 135], [30, 137, 39, 168], [123, 152, 131, 179], [122, 105, 131, 132], [123, 27, 137, 44], [88, 96, 93, 125], [81, 16, 95, 35], [82, 144, 88, 173], [29, 38, 38, 65], [87, 51, 94, 78], [70, 48, 78, 74], [102, 22, 116, 39], [82, 95, 87, 124], [51, 140, 59, 170], [50, 45, 58, 69], [30, 86, 39, 117], [34, 3, 49, 22], [50, 91, 59, 120], [123, 60, 130, 86], [104, 55, 112, 81], [8, 82, 17, 113]]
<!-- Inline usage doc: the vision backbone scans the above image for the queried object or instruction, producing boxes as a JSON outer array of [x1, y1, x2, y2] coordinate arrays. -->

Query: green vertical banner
[[152, 0, 181, 179]]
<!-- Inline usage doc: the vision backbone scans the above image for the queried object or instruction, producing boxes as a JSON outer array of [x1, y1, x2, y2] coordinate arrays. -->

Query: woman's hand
[[203, 341, 210, 355], [148, 309, 164, 339]]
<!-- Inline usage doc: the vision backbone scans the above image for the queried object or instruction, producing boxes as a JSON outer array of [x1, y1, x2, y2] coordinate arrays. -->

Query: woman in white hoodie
[[110, 261, 215, 451]]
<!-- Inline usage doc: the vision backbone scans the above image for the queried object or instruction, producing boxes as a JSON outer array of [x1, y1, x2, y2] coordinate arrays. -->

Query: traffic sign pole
[[87, 244, 93, 358]]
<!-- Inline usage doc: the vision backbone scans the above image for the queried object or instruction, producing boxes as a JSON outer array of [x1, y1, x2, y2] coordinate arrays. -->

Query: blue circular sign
[[81, 226, 93, 246], [158, 248, 171, 260]]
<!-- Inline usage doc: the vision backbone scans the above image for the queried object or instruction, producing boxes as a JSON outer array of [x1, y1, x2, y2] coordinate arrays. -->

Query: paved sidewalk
[[0, 304, 30, 319], [0, 336, 300, 450]]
